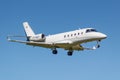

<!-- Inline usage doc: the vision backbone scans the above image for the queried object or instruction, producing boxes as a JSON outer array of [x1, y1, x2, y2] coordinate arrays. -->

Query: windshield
[[86, 29, 97, 33]]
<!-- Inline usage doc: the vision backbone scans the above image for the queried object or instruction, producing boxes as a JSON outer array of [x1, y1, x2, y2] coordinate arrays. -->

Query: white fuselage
[[45, 28, 107, 45]]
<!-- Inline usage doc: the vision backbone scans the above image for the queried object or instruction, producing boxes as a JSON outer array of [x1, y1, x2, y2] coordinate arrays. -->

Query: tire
[[67, 52, 73, 56], [52, 50, 58, 54]]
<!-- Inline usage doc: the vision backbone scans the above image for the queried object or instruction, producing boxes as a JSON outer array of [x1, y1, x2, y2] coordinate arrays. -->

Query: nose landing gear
[[83, 40, 101, 50], [97, 44, 100, 48], [96, 40, 100, 48]]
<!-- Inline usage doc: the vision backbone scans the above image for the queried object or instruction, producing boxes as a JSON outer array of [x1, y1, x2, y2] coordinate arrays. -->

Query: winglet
[[7, 37, 10, 41]]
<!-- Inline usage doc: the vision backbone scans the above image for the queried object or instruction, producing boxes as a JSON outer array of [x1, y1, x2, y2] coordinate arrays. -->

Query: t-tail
[[23, 22, 45, 42]]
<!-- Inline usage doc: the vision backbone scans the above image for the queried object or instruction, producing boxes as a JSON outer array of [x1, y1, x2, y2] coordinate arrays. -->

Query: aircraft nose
[[99, 33, 107, 39]]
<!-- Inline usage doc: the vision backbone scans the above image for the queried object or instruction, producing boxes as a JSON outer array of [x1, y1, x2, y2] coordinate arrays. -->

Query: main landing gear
[[67, 50, 73, 56], [52, 48, 73, 56], [52, 49, 58, 54]]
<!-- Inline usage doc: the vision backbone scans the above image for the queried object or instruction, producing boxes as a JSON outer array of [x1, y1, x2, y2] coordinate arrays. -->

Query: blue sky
[[0, 0, 120, 80]]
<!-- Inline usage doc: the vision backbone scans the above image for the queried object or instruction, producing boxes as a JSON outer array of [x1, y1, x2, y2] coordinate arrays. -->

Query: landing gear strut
[[96, 41, 100, 48]]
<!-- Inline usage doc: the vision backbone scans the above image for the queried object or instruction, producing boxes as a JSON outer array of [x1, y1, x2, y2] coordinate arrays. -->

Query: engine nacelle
[[29, 33, 45, 42]]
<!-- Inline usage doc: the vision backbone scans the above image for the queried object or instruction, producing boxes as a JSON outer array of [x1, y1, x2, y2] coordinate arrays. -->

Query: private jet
[[7, 22, 107, 56]]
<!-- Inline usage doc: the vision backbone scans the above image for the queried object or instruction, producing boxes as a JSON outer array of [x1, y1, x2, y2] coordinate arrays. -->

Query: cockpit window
[[91, 29, 97, 32], [86, 29, 97, 33]]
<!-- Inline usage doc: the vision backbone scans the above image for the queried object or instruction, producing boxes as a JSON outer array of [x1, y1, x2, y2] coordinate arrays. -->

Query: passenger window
[[64, 35, 66, 38], [74, 33, 76, 36], [81, 32, 83, 34], [67, 35, 69, 37]]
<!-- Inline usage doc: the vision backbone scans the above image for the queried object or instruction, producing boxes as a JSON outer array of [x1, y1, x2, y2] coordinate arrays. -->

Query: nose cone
[[99, 33, 107, 39]]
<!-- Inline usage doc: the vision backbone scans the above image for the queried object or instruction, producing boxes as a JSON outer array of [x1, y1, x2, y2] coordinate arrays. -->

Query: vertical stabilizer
[[23, 22, 35, 37]]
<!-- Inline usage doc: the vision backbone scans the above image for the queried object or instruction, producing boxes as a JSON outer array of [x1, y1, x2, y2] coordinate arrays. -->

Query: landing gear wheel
[[67, 51, 73, 56], [52, 50, 58, 54], [97, 45, 100, 48]]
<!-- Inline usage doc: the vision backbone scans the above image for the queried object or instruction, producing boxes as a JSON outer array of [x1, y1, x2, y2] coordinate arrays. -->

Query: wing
[[8, 39, 54, 48], [8, 39, 74, 48], [53, 40, 84, 50], [8, 37, 84, 50]]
